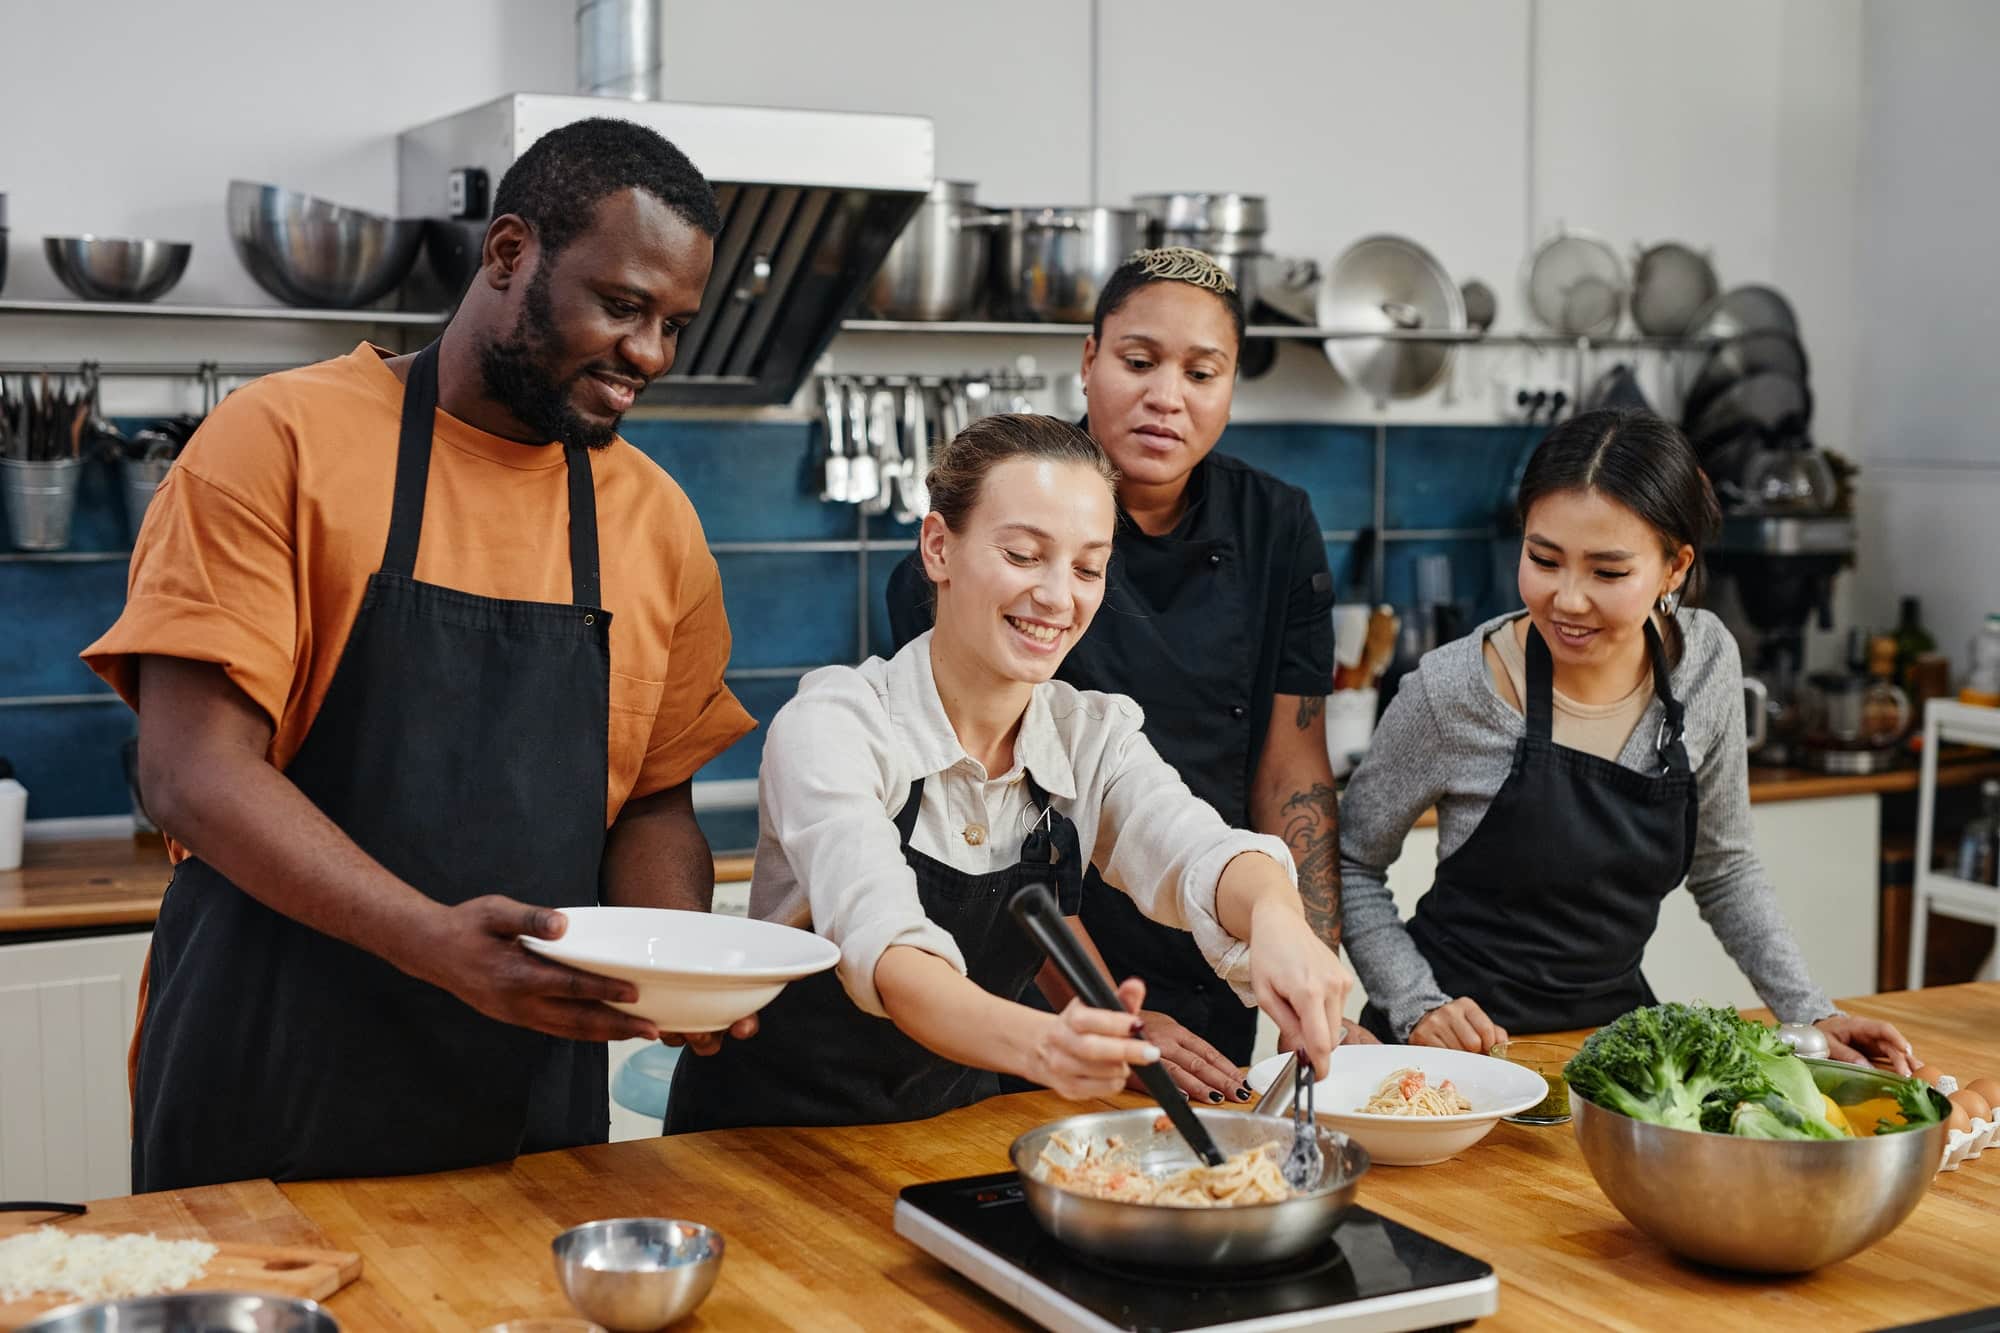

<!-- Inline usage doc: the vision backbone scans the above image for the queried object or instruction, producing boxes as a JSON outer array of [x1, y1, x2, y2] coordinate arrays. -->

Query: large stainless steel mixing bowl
[[43, 236, 191, 302], [1572, 1073, 1947, 1273], [1010, 1107, 1368, 1268], [225, 180, 424, 309], [18, 1291, 338, 1331]]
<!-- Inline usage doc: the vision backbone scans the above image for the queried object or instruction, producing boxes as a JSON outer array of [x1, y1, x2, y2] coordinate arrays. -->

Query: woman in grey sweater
[[1339, 412, 1914, 1072]]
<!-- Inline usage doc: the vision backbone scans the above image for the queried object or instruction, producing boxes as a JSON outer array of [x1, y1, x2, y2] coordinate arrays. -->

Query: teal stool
[[612, 1043, 682, 1121]]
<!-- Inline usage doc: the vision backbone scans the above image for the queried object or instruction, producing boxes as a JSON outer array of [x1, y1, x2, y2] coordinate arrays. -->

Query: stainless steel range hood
[[397, 93, 931, 406]]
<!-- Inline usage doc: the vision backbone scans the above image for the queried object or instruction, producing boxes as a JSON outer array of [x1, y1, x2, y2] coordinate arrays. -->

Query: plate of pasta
[[1246, 1045, 1550, 1166]]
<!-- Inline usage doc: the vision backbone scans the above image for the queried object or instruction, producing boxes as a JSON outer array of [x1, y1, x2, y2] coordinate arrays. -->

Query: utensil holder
[[121, 455, 174, 541], [1, 456, 83, 551]]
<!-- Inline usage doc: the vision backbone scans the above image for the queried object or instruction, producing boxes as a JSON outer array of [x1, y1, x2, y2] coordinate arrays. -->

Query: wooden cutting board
[[0, 1215, 361, 1328]]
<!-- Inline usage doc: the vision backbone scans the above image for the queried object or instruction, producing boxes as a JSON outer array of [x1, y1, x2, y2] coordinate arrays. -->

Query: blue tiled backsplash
[[1, 418, 1541, 848]]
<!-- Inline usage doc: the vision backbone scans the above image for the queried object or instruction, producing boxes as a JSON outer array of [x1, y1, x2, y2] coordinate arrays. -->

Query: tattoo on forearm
[[1280, 781, 1341, 946], [1294, 695, 1326, 729]]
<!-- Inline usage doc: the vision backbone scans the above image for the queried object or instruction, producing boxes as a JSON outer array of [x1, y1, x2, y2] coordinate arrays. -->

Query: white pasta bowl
[[1246, 1044, 1549, 1166], [521, 906, 839, 1033]]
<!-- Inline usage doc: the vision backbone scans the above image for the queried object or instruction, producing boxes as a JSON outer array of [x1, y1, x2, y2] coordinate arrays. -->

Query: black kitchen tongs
[[1009, 882, 1227, 1168]]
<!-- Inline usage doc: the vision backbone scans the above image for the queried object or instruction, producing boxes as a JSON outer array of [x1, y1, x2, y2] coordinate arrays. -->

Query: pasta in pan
[[1032, 1124, 1296, 1207], [1359, 1067, 1473, 1116]]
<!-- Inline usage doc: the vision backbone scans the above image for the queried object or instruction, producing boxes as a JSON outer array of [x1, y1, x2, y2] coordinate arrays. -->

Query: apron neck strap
[[381, 341, 603, 607], [1644, 616, 1689, 765], [1523, 622, 1557, 740]]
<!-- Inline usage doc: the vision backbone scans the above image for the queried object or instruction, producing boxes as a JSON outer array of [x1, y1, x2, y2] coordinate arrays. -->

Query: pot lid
[[1316, 234, 1464, 400]]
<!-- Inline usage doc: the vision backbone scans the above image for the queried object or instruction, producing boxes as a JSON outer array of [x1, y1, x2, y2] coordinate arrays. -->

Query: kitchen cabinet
[[0, 930, 150, 1199], [1255, 791, 1881, 1057]]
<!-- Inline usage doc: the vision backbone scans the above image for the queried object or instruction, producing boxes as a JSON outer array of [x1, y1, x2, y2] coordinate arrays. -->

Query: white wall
[[0, 0, 573, 412], [1, 1, 1870, 429], [1850, 0, 2000, 660]]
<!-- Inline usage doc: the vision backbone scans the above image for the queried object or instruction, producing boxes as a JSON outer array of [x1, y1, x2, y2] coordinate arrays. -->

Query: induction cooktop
[[895, 1172, 1497, 1333]]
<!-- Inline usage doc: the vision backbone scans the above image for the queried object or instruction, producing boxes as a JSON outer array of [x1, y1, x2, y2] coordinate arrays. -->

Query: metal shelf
[[839, 318, 1715, 349], [0, 298, 448, 326]]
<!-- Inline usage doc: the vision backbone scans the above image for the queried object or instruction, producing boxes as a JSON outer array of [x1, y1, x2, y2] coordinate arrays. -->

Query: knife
[[1009, 883, 1228, 1168]]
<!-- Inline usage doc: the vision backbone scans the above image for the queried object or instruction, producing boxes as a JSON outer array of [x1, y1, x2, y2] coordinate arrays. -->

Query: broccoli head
[[1564, 1002, 1772, 1131]]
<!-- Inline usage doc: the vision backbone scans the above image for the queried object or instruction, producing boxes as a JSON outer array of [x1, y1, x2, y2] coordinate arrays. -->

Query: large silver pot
[[990, 206, 1147, 323], [865, 180, 992, 321], [1572, 1066, 1948, 1273], [1134, 192, 1267, 313], [1009, 1106, 1368, 1268]]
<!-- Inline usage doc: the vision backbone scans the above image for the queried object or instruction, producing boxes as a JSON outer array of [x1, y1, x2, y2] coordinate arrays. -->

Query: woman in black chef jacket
[[887, 248, 1366, 1099], [1337, 411, 1916, 1072]]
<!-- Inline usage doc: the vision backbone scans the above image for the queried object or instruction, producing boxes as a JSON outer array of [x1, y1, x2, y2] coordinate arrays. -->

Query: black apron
[[1071, 514, 1260, 1063], [132, 342, 612, 1190], [664, 773, 1081, 1131], [1365, 619, 1697, 1040]]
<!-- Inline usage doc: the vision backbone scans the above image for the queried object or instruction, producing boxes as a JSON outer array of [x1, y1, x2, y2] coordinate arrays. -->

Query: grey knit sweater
[[1339, 608, 1836, 1039]]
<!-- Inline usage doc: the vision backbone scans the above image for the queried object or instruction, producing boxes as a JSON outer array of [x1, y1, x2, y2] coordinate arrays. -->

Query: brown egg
[[1966, 1077, 2000, 1109], [1945, 1102, 1972, 1136], [1950, 1088, 1992, 1124], [1913, 1063, 1949, 1087]]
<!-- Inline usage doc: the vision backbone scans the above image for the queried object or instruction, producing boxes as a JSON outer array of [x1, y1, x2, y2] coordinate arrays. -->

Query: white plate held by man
[[522, 906, 839, 1033]]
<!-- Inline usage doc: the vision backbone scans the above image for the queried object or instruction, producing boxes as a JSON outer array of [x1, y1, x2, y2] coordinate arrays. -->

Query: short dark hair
[[1090, 249, 1247, 349], [490, 117, 721, 260], [1515, 409, 1722, 662]]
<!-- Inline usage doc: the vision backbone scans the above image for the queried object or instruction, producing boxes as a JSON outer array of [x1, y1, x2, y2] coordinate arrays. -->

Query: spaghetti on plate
[[1358, 1067, 1473, 1116]]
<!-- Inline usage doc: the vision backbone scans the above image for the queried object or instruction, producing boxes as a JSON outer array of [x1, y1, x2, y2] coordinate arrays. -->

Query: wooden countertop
[[0, 841, 757, 936], [51, 983, 1999, 1330], [9, 751, 1999, 934]]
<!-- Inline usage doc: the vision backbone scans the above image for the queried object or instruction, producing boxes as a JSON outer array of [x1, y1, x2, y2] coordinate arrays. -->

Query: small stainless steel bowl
[[1573, 1082, 1947, 1273], [225, 179, 424, 309], [43, 236, 191, 303], [17, 1291, 337, 1331], [551, 1218, 722, 1332]]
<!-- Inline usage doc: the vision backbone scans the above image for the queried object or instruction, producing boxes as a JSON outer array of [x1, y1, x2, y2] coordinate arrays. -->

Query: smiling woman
[[1337, 411, 1915, 1076], [663, 413, 1355, 1133]]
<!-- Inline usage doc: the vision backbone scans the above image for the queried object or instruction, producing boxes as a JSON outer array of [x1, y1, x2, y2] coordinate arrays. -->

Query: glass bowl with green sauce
[[1492, 1040, 1579, 1124]]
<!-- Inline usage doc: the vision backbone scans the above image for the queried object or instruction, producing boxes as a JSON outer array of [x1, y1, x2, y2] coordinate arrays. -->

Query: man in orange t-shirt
[[83, 118, 756, 1190]]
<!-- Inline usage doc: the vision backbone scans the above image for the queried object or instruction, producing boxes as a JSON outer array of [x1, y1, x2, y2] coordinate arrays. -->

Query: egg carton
[[1940, 1115, 1996, 1173]]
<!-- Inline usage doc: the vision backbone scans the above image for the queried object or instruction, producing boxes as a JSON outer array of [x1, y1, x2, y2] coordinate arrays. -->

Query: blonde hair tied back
[[1128, 245, 1237, 296]]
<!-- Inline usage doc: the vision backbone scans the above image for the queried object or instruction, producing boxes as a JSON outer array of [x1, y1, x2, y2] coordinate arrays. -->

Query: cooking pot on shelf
[[1133, 192, 1266, 312], [864, 180, 993, 321], [988, 206, 1148, 323]]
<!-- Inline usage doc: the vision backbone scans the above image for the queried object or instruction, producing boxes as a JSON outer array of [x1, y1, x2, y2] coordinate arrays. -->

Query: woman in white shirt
[[667, 414, 1351, 1130]]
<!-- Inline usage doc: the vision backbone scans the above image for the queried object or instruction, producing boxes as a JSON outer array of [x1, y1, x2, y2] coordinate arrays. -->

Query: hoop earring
[[1657, 589, 1681, 617]]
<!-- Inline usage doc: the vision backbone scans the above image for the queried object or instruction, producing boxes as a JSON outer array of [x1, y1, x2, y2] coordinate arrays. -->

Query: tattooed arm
[[1251, 693, 1340, 950]]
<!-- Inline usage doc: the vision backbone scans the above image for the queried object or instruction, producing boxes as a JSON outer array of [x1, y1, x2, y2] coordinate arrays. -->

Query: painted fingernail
[[1234, 1086, 1252, 1102], [1140, 1043, 1162, 1063], [1207, 1090, 1224, 1103]]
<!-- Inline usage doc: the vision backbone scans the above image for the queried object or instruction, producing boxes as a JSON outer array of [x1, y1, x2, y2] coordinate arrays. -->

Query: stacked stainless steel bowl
[[226, 179, 425, 309], [43, 236, 192, 302], [1133, 191, 1267, 313]]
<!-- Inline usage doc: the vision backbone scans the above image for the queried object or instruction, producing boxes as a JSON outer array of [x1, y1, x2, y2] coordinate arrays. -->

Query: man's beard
[[477, 266, 623, 451]]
